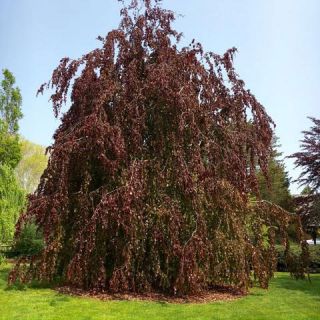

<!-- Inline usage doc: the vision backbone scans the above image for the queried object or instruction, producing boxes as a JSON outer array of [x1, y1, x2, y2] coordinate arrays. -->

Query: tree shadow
[[0, 264, 53, 291], [249, 292, 264, 297], [0, 265, 11, 283], [272, 273, 320, 300]]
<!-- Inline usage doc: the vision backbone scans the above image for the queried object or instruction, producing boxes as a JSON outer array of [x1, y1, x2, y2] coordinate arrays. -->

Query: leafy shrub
[[276, 244, 320, 273], [12, 223, 44, 257]]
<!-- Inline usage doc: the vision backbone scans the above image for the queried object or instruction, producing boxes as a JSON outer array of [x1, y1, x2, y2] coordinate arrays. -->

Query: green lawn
[[0, 264, 319, 320]]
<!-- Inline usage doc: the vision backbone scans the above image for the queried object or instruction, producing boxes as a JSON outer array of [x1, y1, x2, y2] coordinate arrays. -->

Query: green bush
[[12, 223, 44, 257], [276, 244, 320, 273]]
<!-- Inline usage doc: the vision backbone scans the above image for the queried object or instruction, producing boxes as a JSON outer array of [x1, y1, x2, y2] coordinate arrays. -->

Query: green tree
[[0, 164, 25, 243], [15, 139, 48, 194], [0, 69, 25, 244], [257, 137, 292, 211], [0, 69, 23, 134], [0, 69, 23, 169], [0, 125, 21, 169]]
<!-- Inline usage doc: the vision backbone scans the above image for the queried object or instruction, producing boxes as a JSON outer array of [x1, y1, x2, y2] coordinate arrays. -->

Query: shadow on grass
[[0, 265, 11, 282], [48, 294, 72, 306], [0, 263, 54, 291], [5, 281, 55, 291], [249, 292, 264, 297], [272, 273, 320, 300]]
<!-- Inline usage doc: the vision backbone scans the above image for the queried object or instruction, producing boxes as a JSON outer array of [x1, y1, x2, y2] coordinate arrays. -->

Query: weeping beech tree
[[10, 0, 308, 295]]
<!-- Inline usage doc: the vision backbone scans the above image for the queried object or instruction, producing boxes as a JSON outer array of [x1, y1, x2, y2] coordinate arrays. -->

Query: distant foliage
[[15, 139, 48, 194], [10, 0, 308, 295]]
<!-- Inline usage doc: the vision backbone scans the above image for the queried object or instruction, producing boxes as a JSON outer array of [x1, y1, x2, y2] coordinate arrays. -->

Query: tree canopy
[[10, 0, 308, 295]]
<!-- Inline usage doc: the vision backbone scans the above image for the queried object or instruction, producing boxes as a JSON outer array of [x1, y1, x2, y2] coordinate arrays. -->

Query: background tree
[[15, 139, 48, 194], [0, 69, 23, 168], [290, 117, 320, 192], [11, 0, 308, 295], [257, 136, 292, 211], [0, 69, 23, 135], [0, 69, 25, 244], [294, 193, 320, 245], [291, 117, 320, 244]]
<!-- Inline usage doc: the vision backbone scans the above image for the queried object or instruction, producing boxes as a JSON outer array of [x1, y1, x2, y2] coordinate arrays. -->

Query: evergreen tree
[[291, 118, 320, 244], [290, 117, 320, 192], [257, 137, 292, 211]]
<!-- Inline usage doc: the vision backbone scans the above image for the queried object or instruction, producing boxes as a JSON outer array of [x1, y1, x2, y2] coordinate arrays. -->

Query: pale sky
[[0, 0, 319, 193]]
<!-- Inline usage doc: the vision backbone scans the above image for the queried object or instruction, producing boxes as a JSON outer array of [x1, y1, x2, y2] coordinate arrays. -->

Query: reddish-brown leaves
[[10, 0, 308, 295]]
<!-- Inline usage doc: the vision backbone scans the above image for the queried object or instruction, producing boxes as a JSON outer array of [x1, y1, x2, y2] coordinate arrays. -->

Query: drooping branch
[[10, 0, 308, 295]]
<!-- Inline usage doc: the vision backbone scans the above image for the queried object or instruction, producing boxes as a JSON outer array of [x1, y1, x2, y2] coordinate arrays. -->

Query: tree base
[[56, 285, 245, 304]]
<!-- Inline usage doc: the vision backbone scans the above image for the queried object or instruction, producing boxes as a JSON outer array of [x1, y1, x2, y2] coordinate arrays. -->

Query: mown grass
[[0, 263, 319, 320]]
